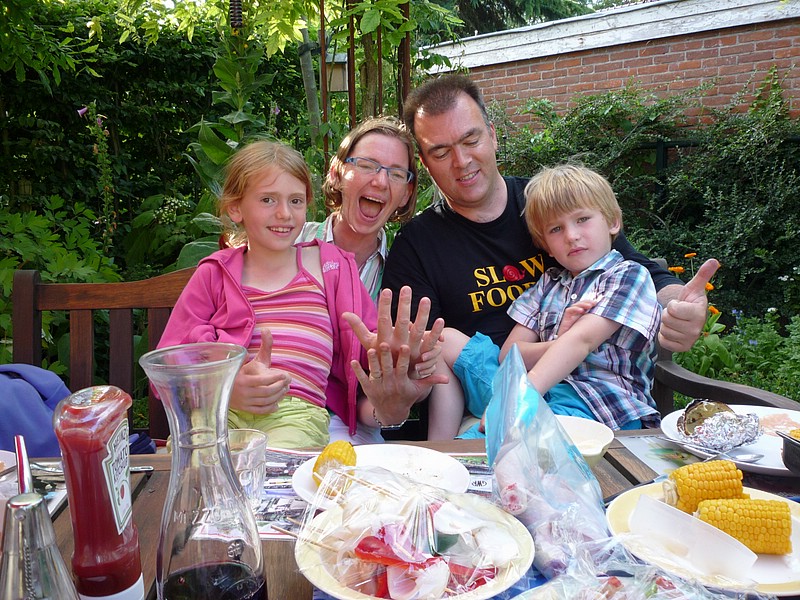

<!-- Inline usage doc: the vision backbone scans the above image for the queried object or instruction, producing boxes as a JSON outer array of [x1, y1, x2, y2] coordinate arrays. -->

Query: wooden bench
[[12, 268, 196, 440], [11, 268, 798, 443]]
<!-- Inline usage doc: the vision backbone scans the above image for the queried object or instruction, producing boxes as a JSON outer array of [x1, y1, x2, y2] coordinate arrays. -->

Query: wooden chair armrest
[[654, 359, 798, 411]]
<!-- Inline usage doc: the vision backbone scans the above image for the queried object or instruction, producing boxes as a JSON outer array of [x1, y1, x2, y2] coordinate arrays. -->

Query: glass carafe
[[139, 343, 264, 600]]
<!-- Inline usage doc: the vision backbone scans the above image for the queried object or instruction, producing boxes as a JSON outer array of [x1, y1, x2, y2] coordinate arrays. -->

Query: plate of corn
[[606, 459, 800, 596], [662, 405, 800, 476]]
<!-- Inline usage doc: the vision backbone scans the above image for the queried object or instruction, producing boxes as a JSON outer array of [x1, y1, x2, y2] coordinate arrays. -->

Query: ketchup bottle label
[[102, 419, 133, 535]]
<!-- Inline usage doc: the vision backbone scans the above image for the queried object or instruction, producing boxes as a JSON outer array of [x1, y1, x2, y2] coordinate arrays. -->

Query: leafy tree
[[0, 0, 99, 93], [501, 72, 800, 324], [118, 0, 463, 128], [434, 0, 593, 37], [1, 0, 307, 278]]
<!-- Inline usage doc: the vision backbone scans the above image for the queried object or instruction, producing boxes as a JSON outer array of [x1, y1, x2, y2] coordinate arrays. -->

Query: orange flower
[[705, 282, 714, 291], [684, 252, 697, 258], [668, 266, 685, 274], [708, 305, 720, 315]]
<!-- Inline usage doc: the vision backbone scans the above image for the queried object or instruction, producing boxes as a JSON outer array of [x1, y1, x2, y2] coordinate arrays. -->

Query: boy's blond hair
[[219, 140, 313, 247], [523, 164, 622, 250]]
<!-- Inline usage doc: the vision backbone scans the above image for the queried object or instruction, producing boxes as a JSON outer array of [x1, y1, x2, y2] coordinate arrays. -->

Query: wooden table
[[48, 434, 798, 599]]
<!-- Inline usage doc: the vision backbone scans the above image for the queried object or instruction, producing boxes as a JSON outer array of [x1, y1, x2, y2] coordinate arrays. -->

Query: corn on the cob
[[663, 459, 744, 513], [313, 440, 357, 487], [696, 498, 793, 555]]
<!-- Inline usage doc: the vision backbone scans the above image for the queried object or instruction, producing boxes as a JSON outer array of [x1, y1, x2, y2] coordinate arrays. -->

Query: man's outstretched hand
[[659, 258, 720, 353]]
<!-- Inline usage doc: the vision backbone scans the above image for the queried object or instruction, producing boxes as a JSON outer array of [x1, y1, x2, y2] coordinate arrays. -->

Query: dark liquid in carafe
[[162, 562, 265, 600]]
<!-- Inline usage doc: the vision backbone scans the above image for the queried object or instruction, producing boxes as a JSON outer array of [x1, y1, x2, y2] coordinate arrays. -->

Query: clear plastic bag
[[512, 537, 778, 600], [486, 346, 609, 580], [295, 465, 534, 599]]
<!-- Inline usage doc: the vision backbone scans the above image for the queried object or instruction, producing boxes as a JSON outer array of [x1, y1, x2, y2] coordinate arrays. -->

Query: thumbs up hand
[[659, 258, 720, 352], [230, 328, 291, 414]]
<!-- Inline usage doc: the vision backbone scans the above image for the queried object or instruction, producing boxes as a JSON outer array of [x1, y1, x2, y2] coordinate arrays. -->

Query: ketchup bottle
[[53, 386, 145, 600]]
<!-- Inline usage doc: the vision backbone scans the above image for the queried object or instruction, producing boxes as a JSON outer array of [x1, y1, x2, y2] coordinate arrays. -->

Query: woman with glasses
[[297, 117, 418, 302], [297, 117, 433, 443]]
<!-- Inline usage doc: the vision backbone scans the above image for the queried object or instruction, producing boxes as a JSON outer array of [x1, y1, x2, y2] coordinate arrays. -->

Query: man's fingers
[[376, 288, 395, 343], [393, 286, 413, 346], [658, 299, 706, 352], [680, 258, 720, 302]]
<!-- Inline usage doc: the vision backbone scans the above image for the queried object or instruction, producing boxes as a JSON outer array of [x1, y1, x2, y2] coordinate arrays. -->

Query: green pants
[[228, 396, 330, 449]]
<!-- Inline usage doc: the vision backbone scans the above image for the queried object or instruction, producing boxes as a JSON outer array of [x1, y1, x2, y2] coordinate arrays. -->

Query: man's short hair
[[402, 74, 491, 137]]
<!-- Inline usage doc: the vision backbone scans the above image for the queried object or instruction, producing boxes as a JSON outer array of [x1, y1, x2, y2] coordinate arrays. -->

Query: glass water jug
[[139, 343, 264, 600]]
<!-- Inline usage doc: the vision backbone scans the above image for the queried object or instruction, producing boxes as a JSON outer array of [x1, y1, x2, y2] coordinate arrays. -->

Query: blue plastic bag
[[486, 346, 608, 580]]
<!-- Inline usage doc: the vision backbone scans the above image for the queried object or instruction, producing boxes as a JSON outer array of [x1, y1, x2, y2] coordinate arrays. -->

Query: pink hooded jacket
[[157, 240, 378, 435]]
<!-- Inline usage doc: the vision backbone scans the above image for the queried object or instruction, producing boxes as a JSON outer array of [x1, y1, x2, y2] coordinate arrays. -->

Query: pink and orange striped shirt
[[243, 267, 333, 409]]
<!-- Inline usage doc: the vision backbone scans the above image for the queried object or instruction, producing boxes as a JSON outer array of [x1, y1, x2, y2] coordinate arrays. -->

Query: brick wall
[[457, 19, 800, 127]]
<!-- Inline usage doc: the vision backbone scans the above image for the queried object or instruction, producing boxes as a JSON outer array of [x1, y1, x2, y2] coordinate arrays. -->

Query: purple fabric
[[0, 364, 71, 457]]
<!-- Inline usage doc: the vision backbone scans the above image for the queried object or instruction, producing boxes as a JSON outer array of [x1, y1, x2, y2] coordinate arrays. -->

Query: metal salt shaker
[[0, 435, 79, 599]]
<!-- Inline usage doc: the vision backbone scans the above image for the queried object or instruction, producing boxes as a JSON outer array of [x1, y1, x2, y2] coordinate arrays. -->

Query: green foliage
[[0, 0, 99, 93], [653, 69, 800, 320], [181, 5, 318, 268], [79, 102, 118, 252], [677, 310, 800, 402], [1, 0, 308, 277], [430, 0, 593, 37], [124, 193, 220, 272], [503, 73, 800, 325], [0, 195, 120, 364], [502, 83, 708, 224], [185, 29, 276, 197], [674, 310, 731, 378]]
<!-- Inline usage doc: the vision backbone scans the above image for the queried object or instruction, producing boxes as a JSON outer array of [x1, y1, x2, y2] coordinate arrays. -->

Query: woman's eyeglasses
[[345, 157, 414, 184]]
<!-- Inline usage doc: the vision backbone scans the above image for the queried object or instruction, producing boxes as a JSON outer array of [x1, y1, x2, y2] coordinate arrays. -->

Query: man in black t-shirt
[[383, 74, 718, 352]]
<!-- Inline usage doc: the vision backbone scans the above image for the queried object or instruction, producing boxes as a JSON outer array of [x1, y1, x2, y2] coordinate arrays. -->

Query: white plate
[[607, 483, 800, 596], [661, 404, 800, 476], [296, 493, 534, 600], [292, 444, 470, 506]]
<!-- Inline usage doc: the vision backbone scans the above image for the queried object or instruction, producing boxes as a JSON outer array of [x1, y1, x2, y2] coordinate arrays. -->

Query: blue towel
[[0, 364, 70, 457]]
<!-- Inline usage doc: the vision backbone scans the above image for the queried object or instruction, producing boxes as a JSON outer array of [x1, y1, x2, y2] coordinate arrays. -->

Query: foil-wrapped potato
[[676, 400, 760, 451]]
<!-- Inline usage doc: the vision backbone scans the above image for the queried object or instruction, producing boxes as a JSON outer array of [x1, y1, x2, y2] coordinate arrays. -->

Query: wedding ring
[[369, 373, 382, 381]]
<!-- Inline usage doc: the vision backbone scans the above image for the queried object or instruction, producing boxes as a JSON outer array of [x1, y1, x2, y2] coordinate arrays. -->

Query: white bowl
[[556, 415, 614, 467]]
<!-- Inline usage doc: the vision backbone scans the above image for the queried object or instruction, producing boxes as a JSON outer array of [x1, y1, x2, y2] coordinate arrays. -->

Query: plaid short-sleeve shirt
[[507, 249, 662, 429]]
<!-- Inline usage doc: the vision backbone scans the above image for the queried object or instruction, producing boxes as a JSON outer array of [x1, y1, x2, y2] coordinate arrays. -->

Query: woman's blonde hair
[[322, 116, 418, 224], [219, 140, 313, 247], [523, 164, 622, 250]]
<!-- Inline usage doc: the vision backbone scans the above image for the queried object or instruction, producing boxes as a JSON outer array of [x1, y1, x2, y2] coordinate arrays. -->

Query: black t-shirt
[[383, 176, 677, 347]]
